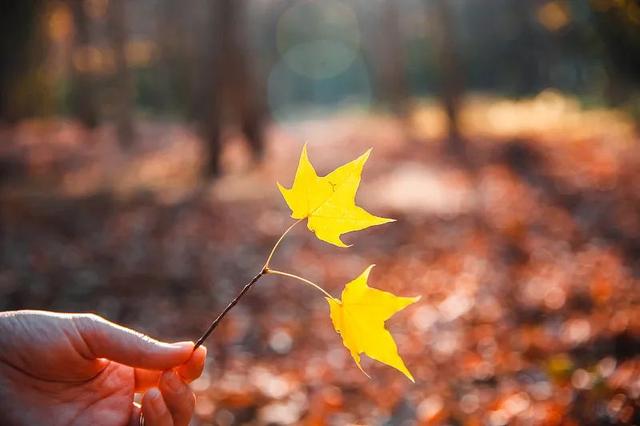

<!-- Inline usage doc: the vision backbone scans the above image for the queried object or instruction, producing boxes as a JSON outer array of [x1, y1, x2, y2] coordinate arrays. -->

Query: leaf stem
[[264, 268, 334, 299], [263, 219, 302, 269]]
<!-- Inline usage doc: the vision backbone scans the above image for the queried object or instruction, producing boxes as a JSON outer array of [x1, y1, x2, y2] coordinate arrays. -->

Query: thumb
[[72, 314, 193, 370]]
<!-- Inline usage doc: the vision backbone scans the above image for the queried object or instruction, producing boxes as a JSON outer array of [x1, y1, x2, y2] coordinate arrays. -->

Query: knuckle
[[176, 389, 195, 410], [75, 313, 104, 331], [75, 313, 109, 343]]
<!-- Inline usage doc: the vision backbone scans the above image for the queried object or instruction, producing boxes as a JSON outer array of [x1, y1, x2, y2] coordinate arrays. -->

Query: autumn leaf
[[326, 265, 420, 381], [277, 144, 394, 247]]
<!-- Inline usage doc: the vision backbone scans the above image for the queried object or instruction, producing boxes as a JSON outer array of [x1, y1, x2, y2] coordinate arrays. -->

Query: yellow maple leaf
[[277, 144, 394, 247], [326, 265, 420, 381]]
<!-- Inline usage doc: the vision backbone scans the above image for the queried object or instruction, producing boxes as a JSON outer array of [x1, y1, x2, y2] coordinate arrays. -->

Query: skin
[[0, 310, 207, 426]]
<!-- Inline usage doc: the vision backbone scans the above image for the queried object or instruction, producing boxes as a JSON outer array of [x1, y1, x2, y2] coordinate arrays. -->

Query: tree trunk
[[432, 0, 464, 154], [380, 0, 408, 114], [106, 0, 134, 148], [201, 0, 266, 176], [198, 0, 225, 177], [69, 0, 98, 128], [0, 0, 48, 122], [220, 0, 265, 160]]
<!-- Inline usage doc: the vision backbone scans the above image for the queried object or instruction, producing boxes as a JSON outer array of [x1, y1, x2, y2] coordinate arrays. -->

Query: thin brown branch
[[194, 219, 303, 349], [194, 269, 265, 349]]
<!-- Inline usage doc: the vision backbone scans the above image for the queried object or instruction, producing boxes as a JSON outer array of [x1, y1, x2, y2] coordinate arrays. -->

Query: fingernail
[[198, 345, 208, 357], [147, 388, 162, 408], [147, 388, 165, 415]]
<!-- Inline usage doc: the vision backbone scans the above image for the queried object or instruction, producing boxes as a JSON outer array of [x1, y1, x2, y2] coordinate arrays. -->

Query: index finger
[[176, 346, 207, 383], [134, 346, 207, 391]]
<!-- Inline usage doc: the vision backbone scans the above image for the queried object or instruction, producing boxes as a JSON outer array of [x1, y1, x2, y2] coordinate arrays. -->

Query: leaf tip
[[373, 215, 396, 226], [354, 357, 371, 379], [396, 361, 416, 382], [359, 148, 373, 163], [398, 294, 421, 311], [409, 295, 422, 304], [361, 264, 376, 279], [324, 235, 351, 248], [406, 371, 416, 383]]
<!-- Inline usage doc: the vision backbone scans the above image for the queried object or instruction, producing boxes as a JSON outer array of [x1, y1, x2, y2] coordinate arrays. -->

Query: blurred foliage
[[591, 0, 640, 79], [1, 93, 639, 424], [1, 0, 640, 424], [1, 0, 640, 123], [0, 0, 54, 121]]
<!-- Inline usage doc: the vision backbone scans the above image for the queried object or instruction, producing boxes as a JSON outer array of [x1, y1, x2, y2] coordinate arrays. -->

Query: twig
[[194, 219, 333, 349], [194, 269, 265, 349], [194, 220, 299, 349]]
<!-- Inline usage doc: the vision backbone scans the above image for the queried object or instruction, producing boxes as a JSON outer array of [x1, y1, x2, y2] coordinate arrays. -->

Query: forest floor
[[1, 92, 639, 425]]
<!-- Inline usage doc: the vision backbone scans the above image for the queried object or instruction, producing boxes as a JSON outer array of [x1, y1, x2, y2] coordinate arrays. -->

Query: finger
[[129, 402, 142, 426], [142, 388, 173, 426], [72, 313, 193, 370], [135, 368, 162, 392], [159, 370, 195, 426], [136, 346, 206, 391], [176, 346, 207, 383]]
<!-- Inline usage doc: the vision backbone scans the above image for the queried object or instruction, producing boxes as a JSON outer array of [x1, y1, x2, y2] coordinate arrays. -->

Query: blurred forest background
[[1, 0, 640, 425]]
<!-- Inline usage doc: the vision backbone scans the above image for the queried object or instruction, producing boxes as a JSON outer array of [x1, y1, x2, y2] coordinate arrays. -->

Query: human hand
[[0, 310, 206, 426]]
